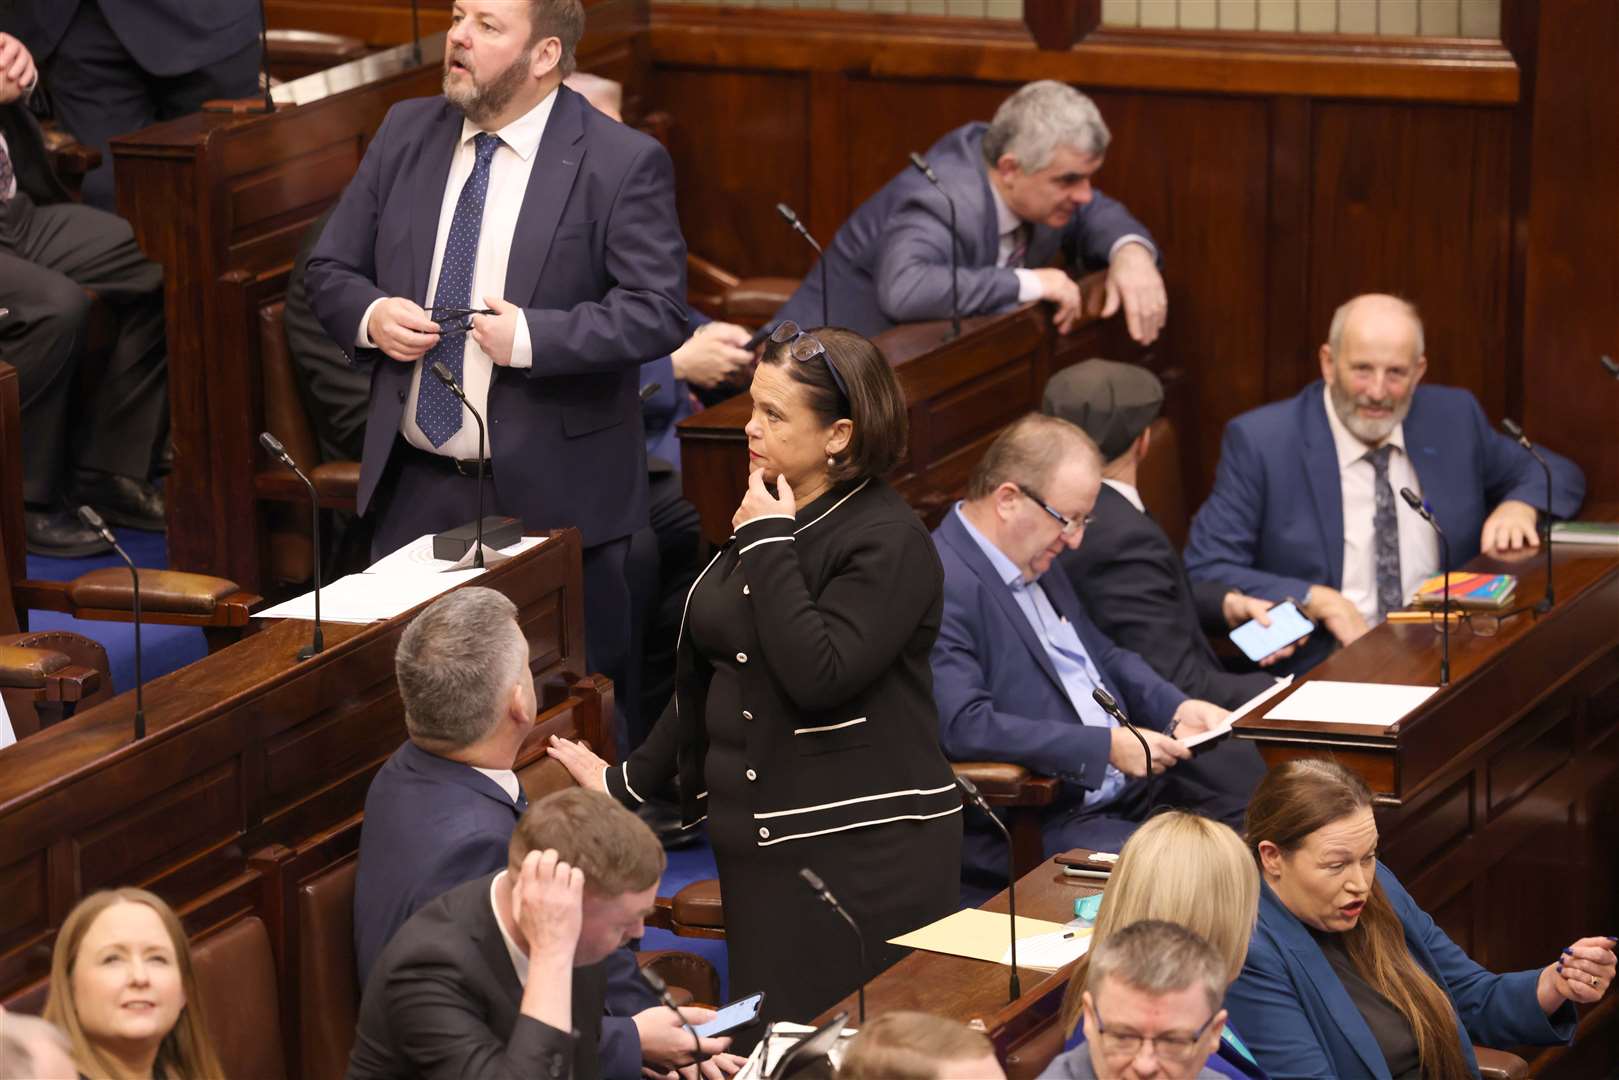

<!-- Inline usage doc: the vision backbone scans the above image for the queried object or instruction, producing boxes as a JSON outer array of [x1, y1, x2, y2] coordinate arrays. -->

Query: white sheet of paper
[[999, 927, 1092, 970], [0, 693, 14, 750], [365, 533, 545, 575], [256, 569, 486, 624], [1263, 680, 1438, 728], [1180, 675, 1295, 750]]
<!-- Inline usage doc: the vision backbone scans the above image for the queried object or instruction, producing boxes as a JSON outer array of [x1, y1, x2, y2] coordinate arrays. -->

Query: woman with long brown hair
[[1230, 759, 1615, 1079], [43, 888, 223, 1080]]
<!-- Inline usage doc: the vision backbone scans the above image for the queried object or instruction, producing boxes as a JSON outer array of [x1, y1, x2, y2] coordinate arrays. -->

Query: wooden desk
[[817, 858, 1102, 1077], [676, 277, 1158, 547], [1235, 509, 1619, 1077], [0, 530, 604, 1006]]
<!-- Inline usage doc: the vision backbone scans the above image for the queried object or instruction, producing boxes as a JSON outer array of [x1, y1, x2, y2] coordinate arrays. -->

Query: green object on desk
[[1074, 893, 1103, 922]]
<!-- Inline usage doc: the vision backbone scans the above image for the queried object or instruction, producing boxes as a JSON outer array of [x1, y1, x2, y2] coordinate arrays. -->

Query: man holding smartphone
[[1044, 360, 1299, 710]]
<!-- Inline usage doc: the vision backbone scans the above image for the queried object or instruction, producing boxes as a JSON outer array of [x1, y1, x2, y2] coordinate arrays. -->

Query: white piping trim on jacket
[[753, 782, 958, 819], [756, 805, 962, 846], [620, 763, 643, 804], [739, 535, 795, 555], [680, 815, 710, 830], [739, 514, 795, 527], [792, 716, 867, 736], [794, 478, 872, 534]]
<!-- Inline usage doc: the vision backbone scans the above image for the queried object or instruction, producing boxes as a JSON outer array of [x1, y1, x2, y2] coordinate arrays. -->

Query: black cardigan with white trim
[[604, 477, 961, 847]]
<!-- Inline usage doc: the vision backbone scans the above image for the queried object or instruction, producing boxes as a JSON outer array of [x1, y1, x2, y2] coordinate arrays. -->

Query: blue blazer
[[353, 740, 654, 1078], [306, 87, 688, 547], [931, 510, 1186, 797], [772, 122, 1152, 338], [1184, 382, 1585, 607], [1227, 867, 1576, 1079], [639, 310, 711, 466], [10, 1, 260, 76]]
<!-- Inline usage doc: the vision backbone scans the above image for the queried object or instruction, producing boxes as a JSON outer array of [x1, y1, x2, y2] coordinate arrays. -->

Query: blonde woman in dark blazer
[[551, 323, 963, 1030]]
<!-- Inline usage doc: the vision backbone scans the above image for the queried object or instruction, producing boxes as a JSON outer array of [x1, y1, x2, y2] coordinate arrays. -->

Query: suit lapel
[[1299, 385, 1347, 588], [464, 876, 526, 1022], [938, 513, 1068, 703], [1262, 885, 1389, 1079], [1400, 390, 1465, 546], [504, 85, 585, 306], [411, 103, 466, 305]]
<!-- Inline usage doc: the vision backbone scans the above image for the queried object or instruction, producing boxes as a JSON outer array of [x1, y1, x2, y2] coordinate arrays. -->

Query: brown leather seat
[[68, 567, 242, 615], [672, 879, 724, 929], [191, 915, 288, 1080], [298, 856, 359, 1080]]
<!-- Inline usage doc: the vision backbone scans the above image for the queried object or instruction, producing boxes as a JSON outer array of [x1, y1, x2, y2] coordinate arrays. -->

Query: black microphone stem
[[256, 0, 274, 113], [410, 0, 423, 65], [430, 362, 487, 568], [800, 869, 868, 1023], [955, 775, 1021, 1002], [79, 508, 143, 739], [776, 203, 828, 328], [639, 968, 704, 1069], [908, 152, 962, 340], [1502, 419, 1555, 613], [1601, 355, 1619, 379], [1092, 687, 1153, 809], [261, 433, 324, 659], [1400, 488, 1449, 688]]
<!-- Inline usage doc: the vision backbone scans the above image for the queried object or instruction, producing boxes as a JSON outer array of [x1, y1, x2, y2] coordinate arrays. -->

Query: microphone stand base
[[298, 644, 324, 661]]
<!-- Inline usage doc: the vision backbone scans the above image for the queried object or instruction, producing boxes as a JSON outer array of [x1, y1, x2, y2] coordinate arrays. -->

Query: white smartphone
[[1228, 600, 1315, 663], [692, 991, 766, 1037]]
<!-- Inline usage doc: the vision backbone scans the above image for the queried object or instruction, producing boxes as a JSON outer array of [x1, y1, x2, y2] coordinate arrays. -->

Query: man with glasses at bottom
[[931, 413, 1252, 879], [1039, 920, 1231, 1079]]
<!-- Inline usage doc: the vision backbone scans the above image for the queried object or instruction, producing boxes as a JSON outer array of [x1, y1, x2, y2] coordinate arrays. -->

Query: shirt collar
[[954, 502, 1029, 589], [489, 871, 530, 984], [460, 85, 558, 162], [1101, 478, 1144, 513], [1322, 383, 1407, 472], [987, 174, 1023, 239], [471, 766, 521, 803]]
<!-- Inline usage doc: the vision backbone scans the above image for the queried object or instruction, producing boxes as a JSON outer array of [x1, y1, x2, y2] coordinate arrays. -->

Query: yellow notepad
[[887, 908, 1070, 965]]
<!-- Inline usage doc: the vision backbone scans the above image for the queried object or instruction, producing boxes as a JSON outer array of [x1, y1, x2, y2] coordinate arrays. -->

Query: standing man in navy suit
[[931, 414, 1260, 875], [5, 0, 262, 211], [772, 80, 1167, 344], [1184, 294, 1585, 673], [353, 588, 738, 1080], [306, 0, 688, 750]]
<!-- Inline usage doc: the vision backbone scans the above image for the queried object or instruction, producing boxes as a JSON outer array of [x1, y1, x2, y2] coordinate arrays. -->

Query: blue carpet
[[640, 830, 731, 1001], [24, 529, 207, 697]]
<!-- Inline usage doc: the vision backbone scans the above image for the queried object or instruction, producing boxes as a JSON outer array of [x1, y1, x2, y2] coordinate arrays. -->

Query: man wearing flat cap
[[1045, 360, 1292, 709]]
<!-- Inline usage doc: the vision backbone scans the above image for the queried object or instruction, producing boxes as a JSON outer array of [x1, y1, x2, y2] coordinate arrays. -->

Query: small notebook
[[1411, 572, 1517, 609]]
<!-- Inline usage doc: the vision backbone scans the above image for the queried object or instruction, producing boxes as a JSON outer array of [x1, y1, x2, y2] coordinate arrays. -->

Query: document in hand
[[1179, 675, 1295, 751], [1264, 680, 1438, 728]]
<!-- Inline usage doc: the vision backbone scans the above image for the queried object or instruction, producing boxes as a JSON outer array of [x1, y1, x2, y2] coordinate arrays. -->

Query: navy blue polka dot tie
[[416, 132, 502, 448]]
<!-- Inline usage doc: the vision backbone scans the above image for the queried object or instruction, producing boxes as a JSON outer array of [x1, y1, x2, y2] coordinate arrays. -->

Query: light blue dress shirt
[[955, 505, 1126, 808]]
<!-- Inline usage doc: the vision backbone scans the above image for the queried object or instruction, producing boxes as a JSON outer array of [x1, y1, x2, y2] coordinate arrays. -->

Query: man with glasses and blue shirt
[[931, 413, 1254, 877]]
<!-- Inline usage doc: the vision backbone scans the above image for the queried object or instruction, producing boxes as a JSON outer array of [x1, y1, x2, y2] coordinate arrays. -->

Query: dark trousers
[[42, 1, 261, 211], [624, 466, 705, 750], [962, 736, 1268, 879], [0, 192, 167, 505], [368, 444, 638, 751]]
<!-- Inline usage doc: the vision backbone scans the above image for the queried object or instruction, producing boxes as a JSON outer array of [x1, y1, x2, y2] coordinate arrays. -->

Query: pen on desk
[[1062, 931, 1076, 940]]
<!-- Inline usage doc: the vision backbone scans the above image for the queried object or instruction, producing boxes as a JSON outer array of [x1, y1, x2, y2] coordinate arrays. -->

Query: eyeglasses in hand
[[428, 306, 497, 335]]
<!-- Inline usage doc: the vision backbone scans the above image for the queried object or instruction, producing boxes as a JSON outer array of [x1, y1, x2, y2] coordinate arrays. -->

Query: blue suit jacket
[[930, 510, 1186, 798], [306, 87, 688, 546], [1227, 867, 1575, 1079], [8, 1, 260, 76], [353, 740, 654, 1079], [1184, 382, 1585, 606], [639, 310, 711, 465], [772, 122, 1152, 337]]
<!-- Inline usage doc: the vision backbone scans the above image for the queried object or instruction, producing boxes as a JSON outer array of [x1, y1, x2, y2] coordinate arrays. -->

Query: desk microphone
[[77, 506, 144, 741], [1400, 488, 1450, 687], [429, 361, 490, 569], [638, 967, 705, 1070], [954, 774, 1021, 1002], [253, 0, 275, 113], [409, 0, 423, 65], [639, 381, 662, 402], [1601, 355, 1619, 379], [798, 867, 867, 1023], [260, 432, 324, 659], [776, 203, 829, 328], [908, 151, 962, 341], [1500, 419, 1556, 613], [1091, 686, 1155, 804]]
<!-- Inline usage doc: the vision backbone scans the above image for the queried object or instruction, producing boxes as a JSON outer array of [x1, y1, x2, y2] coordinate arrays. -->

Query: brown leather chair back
[[1136, 416, 1189, 552], [297, 856, 360, 1080], [190, 915, 288, 1080]]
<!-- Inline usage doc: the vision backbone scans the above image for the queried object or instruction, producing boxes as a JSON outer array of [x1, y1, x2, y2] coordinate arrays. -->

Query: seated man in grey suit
[[349, 789, 711, 1080], [352, 587, 734, 1079], [772, 80, 1166, 344], [1047, 360, 1297, 710]]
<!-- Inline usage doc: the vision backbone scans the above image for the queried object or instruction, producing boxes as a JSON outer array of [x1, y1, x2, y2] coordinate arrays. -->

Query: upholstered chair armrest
[[720, 278, 798, 325], [39, 124, 102, 181], [0, 638, 102, 701], [951, 762, 1061, 806], [1473, 1047, 1528, 1080], [11, 570, 259, 629], [639, 949, 721, 1008]]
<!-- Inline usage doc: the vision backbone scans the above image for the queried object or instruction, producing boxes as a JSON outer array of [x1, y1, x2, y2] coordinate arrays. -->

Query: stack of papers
[[888, 908, 1071, 965], [1000, 926, 1093, 970], [1264, 680, 1438, 728], [256, 534, 546, 624], [1180, 676, 1294, 750], [1551, 522, 1619, 547]]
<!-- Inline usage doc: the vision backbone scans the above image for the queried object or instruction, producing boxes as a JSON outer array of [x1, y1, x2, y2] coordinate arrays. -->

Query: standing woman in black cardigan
[[549, 322, 963, 1028]]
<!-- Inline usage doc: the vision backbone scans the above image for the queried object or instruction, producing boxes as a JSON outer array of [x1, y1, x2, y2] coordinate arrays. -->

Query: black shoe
[[73, 469, 166, 532], [24, 508, 114, 558]]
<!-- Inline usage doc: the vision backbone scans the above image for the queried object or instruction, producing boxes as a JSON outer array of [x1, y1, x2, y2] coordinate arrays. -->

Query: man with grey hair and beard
[[352, 587, 738, 1080], [771, 79, 1168, 344], [1185, 293, 1584, 674]]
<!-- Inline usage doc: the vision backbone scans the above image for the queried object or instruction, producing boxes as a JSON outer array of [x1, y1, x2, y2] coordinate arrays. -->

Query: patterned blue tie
[[416, 132, 502, 448], [1364, 444, 1404, 618]]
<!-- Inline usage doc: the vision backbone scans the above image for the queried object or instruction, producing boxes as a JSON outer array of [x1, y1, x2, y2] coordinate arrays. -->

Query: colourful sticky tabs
[[1074, 894, 1103, 923]]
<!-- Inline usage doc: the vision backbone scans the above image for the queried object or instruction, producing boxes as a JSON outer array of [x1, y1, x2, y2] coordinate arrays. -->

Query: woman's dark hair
[[1245, 759, 1470, 1080], [761, 326, 908, 484]]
